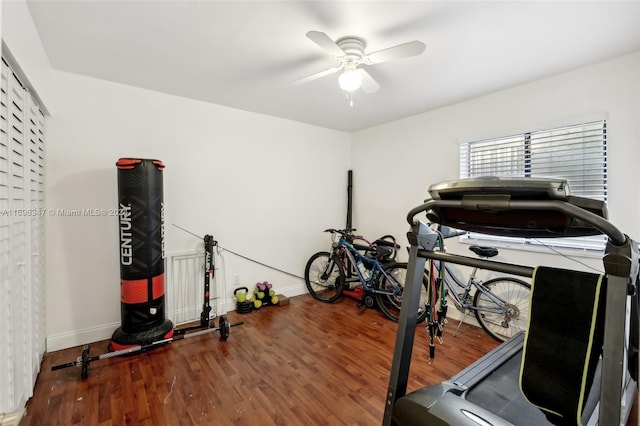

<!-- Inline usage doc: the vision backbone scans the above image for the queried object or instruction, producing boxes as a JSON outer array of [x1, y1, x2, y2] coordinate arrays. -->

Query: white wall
[[1, 0, 52, 113], [5, 0, 639, 350], [351, 52, 640, 281], [1, 0, 352, 352], [45, 71, 351, 350]]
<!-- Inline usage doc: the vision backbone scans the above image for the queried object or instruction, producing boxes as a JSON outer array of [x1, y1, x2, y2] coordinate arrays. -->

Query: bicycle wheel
[[375, 262, 428, 323], [304, 251, 345, 303], [473, 277, 531, 342]]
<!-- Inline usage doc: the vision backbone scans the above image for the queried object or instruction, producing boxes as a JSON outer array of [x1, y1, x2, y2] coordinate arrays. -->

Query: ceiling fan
[[293, 31, 426, 99]]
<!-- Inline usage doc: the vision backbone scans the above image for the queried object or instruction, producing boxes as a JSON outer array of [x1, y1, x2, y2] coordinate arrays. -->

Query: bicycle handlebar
[[322, 229, 399, 260], [324, 228, 356, 236]]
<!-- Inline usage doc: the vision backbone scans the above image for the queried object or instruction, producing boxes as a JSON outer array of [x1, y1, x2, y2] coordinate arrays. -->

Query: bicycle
[[426, 227, 531, 342], [304, 228, 429, 322]]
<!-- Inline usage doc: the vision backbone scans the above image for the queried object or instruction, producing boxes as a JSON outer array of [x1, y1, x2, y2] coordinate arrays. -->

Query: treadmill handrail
[[407, 199, 626, 246], [385, 196, 637, 426], [418, 250, 534, 279]]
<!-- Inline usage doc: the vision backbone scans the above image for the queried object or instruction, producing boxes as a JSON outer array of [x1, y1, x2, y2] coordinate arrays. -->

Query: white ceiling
[[25, 1, 640, 132]]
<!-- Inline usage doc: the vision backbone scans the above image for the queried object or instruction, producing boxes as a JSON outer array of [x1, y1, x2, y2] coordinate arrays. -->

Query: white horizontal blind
[[460, 134, 526, 177], [529, 122, 607, 200], [460, 120, 607, 251], [0, 57, 46, 414]]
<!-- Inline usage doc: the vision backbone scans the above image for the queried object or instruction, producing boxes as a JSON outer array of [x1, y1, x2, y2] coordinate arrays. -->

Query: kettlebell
[[235, 287, 252, 314], [234, 287, 249, 303]]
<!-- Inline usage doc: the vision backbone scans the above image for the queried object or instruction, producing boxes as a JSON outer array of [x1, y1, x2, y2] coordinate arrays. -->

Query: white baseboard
[[46, 322, 120, 352], [46, 283, 308, 352], [0, 409, 24, 426]]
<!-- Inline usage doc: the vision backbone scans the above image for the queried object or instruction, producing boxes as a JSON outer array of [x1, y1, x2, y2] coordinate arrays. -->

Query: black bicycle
[[304, 228, 428, 322]]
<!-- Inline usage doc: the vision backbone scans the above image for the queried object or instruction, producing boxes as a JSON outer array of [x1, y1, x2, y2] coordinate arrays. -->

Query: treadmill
[[382, 177, 639, 426]]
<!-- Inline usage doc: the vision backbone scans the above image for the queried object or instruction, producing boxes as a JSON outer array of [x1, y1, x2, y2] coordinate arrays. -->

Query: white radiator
[[165, 251, 222, 326]]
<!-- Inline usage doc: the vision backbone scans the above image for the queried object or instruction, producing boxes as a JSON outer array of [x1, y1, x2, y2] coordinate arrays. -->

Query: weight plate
[[81, 345, 90, 379], [219, 315, 230, 340]]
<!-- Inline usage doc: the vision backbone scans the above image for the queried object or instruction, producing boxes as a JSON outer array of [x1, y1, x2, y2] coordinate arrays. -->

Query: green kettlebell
[[234, 287, 249, 303]]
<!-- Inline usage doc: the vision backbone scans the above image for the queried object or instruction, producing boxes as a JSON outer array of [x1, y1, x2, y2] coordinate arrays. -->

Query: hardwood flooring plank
[[23, 294, 637, 425]]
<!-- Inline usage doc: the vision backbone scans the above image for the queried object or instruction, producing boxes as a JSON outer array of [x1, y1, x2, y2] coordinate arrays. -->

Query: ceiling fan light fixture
[[295, 31, 425, 99], [338, 68, 362, 92]]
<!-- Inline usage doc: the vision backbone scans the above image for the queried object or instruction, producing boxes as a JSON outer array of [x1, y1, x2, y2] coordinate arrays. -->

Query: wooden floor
[[23, 294, 637, 425]]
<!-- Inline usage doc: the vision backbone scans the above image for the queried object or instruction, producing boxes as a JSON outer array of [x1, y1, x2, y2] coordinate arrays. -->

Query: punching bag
[[111, 158, 174, 350]]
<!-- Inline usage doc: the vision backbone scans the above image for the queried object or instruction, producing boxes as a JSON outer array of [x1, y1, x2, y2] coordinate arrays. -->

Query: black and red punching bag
[[111, 158, 174, 350]]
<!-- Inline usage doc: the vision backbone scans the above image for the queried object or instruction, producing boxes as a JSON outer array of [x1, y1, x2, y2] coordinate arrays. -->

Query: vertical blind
[[0, 56, 46, 415], [459, 120, 607, 250]]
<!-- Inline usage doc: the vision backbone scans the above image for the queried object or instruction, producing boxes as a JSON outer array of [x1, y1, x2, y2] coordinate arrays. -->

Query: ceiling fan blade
[[292, 66, 341, 86], [358, 69, 380, 94], [306, 31, 345, 57], [366, 40, 426, 64]]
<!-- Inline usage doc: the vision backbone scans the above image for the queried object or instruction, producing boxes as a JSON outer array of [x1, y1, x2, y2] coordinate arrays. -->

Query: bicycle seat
[[469, 245, 499, 258], [374, 246, 393, 260]]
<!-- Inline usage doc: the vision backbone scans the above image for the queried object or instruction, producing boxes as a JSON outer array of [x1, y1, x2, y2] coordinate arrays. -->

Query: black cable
[[217, 245, 306, 281], [173, 224, 305, 280], [532, 237, 603, 274]]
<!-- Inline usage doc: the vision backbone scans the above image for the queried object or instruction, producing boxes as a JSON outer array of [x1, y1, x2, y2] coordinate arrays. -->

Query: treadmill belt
[[466, 352, 550, 425]]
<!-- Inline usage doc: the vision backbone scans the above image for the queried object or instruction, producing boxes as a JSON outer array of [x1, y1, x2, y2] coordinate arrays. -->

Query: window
[[459, 120, 607, 251]]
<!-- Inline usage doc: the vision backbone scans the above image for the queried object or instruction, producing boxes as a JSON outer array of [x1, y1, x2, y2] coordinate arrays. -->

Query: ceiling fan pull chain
[[346, 91, 354, 107]]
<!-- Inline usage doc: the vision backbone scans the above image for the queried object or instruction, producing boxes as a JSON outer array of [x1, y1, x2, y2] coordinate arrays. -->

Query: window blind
[[459, 120, 607, 251]]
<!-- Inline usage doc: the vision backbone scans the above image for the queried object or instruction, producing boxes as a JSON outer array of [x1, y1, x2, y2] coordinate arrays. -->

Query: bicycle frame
[[432, 260, 513, 316], [335, 238, 401, 297]]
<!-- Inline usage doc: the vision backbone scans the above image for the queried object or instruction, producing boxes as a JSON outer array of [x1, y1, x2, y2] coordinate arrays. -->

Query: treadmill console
[[423, 177, 608, 239], [428, 176, 571, 201]]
